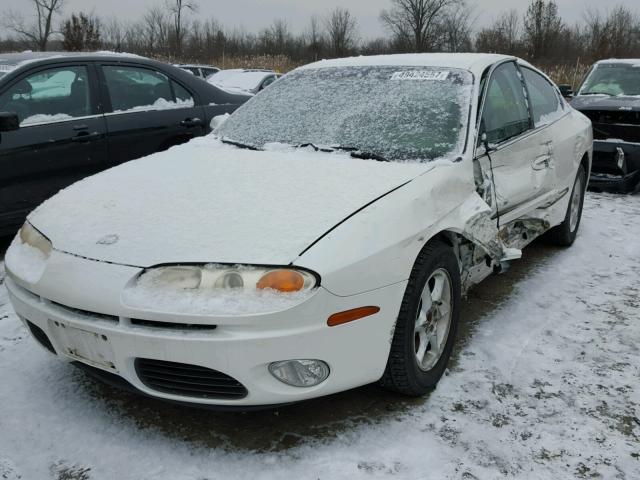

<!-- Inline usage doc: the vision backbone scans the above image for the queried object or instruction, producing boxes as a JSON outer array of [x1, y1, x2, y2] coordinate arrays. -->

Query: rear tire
[[379, 240, 461, 396], [545, 165, 586, 247]]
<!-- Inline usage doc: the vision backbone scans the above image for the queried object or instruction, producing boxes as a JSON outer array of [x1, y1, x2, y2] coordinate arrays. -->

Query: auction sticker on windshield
[[391, 70, 450, 81]]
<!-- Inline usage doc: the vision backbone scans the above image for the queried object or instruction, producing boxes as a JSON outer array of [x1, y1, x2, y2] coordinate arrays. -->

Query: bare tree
[[62, 12, 101, 51], [143, 6, 171, 55], [380, 0, 462, 52], [3, 0, 65, 51], [306, 15, 325, 61], [582, 6, 640, 61], [166, 0, 198, 56], [475, 10, 521, 55], [441, 2, 475, 52], [102, 17, 125, 52], [523, 0, 564, 60], [325, 8, 358, 57]]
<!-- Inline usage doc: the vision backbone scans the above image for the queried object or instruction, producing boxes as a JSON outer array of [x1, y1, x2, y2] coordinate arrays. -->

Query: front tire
[[545, 165, 586, 246], [379, 241, 461, 396]]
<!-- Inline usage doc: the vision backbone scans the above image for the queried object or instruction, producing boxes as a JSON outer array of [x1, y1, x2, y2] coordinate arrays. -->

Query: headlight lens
[[138, 264, 317, 293], [123, 264, 319, 315], [5, 222, 52, 284], [19, 222, 52, 258]]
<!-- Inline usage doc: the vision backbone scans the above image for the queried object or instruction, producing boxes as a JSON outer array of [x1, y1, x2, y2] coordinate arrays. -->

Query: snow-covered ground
[[0, 192, 639, 480]]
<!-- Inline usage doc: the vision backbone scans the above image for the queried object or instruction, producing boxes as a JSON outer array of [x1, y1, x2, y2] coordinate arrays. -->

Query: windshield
[[579, 62, 640, 96], [218, 66, 473, 161]]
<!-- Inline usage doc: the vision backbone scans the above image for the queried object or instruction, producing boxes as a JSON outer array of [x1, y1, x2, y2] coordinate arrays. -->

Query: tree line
[[2, 0, 640, 72]]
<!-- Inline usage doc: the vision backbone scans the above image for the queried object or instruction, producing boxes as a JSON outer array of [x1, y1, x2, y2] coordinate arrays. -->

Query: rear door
[[520, 66, 573, 194], [0, 63, 107, 232], [476, 61, 555, 221], [99, 63, 206, 164]]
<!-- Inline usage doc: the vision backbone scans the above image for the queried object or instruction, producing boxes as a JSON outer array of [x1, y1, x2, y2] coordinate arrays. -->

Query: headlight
[[142, 264, 317, 293], [122, 264, 319, 316], [19, 222, 52, 258], [4, 222, 52, 284]]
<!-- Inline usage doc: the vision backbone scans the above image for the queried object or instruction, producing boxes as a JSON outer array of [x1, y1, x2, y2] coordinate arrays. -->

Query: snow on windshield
[[579, 63, 640, 96], [219, 66, 473, 162]]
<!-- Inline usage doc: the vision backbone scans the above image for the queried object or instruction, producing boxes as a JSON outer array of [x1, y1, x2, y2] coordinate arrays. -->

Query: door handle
[[71, 131, 101, 143], [180, 117, 203, 128], [532, 155, 551, 170]]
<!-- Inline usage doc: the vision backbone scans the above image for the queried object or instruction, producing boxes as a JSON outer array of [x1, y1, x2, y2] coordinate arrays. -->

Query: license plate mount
[[49, 320, 117, 372]]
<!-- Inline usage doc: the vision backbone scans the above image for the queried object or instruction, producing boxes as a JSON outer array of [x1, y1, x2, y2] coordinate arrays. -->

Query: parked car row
[[4, 52, 596, 409]]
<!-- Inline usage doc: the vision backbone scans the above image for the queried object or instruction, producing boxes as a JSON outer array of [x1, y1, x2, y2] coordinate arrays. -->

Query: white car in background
[[5, 53, 592, 408], [207, 68, 279, 95], [175, 64, 220, 79]]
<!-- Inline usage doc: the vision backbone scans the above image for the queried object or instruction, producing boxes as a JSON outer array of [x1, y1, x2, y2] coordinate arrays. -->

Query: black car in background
[[0, 52, 251, 235], [570, 59, 640, 193]]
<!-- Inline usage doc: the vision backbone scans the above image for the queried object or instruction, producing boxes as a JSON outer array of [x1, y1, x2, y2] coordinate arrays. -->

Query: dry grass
[[532, 61, 591, 87]]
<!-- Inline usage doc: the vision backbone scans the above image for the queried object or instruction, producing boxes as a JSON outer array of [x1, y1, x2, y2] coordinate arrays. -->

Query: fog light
[[268, 359, 329, 387]]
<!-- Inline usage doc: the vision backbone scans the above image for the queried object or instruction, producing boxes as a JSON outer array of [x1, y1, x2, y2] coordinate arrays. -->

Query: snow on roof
[[0, 51, 142, 66], [299, 53, 515, 75], [595, 58, 640, 66]]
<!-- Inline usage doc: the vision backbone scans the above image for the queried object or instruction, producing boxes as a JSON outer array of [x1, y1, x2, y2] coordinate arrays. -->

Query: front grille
[[26, 320, 56, 354], [130, 319, 217, 331], [582, 110, 640, 142], [135, 358, 248, 399], [49, 301, 119, 324]]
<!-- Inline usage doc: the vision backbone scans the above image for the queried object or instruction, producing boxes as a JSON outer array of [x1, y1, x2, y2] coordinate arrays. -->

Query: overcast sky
[[7, 0, 640, 39]]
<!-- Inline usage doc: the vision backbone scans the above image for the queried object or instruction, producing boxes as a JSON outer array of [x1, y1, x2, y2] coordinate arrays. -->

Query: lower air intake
[[134, 358, 248, 400], [26, 320, 56, 354]]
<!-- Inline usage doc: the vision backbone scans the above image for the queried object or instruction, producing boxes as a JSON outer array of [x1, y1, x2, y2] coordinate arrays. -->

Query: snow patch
[[114, 97, 194, 114], [21, 113, 73, 126], [4, 237, 47, 284]]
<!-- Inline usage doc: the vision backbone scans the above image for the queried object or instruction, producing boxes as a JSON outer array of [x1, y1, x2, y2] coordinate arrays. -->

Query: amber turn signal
[[327, 306, 380, 327], [257, 269, 305, 292]]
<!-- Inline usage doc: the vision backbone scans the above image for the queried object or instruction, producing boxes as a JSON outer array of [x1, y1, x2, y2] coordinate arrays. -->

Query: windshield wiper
[[294, 143, 389, 161], [331, 145, 390, 162], [580, 91, 613, 96], [221, 138, 260, 151]]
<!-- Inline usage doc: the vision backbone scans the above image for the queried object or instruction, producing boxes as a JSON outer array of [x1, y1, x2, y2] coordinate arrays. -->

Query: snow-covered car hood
[[28, 138, 432, 268]]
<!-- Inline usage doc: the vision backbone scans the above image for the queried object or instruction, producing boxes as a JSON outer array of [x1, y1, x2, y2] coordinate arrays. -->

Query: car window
[[0, 65, 91, 126], [102, 65, 195, 113], [482, 62, 531, 144], [172, 81, 194, 104], [522, 67, 563, 126]]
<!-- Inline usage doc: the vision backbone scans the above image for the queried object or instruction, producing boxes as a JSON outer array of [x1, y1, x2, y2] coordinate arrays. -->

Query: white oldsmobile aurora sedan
[[5, 54, 592, 408]]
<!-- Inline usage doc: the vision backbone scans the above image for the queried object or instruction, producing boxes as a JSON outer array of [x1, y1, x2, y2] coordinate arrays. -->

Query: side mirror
[[0, 112, 19, 132], [558, 84, 574, 99]]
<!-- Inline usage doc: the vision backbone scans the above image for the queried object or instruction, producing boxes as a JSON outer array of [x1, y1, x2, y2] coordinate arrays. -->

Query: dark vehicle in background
[[570, 59, 640, 192], [175, 64, 220, 79], [0, 52, 250, 235]]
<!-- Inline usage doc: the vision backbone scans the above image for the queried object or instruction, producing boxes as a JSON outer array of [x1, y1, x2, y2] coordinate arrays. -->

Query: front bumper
[[5, 250, 406, 407], [589, 140, 640, 192]]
